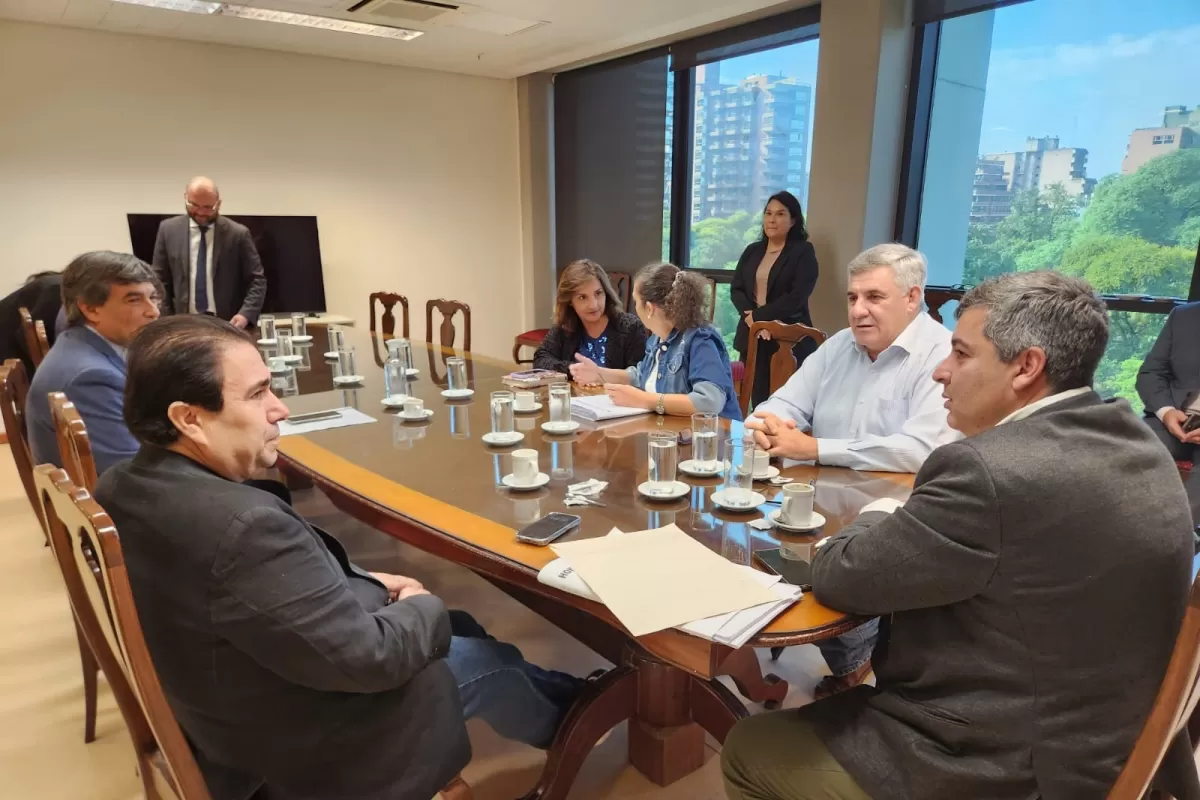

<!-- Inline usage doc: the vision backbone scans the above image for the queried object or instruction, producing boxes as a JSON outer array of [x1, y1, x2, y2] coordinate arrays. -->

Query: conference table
[[267, 324, 913, 799]]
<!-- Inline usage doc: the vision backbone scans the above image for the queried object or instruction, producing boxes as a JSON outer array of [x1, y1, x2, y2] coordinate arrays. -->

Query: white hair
[[847, 243, 928, 293]]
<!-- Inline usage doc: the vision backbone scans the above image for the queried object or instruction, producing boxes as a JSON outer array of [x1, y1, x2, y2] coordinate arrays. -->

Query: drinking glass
[[384, 359, 411, 401], [259, 315, 276, 343], [335, 346, 357, 381], [450, 404, 470, 439], [278, 369, 298, 397], [327, 326, 345, 353], [551, 441, 574, 480], [723, 437, 756, 506], [446, 357, 468, 391], [291, 313, 308, 339], [490, 391, 515, 434], [648, 431, 678, 495], [386, 338, 413, 372], [692, 412, 719, 469], [277, 329, 294, 360], [548, 382, 571, 424]]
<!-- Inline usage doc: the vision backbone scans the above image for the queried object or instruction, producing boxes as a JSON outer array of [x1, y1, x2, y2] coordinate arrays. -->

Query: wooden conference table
[[269, 325, 913, 799]]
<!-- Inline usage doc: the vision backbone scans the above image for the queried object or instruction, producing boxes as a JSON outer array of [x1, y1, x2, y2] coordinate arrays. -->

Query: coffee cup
[[403, 397, 424, 417], [514, 391, 537, 411], [752, 449, 771, 478], [780, 483, 815, 528], [511, 448, 539, 485]]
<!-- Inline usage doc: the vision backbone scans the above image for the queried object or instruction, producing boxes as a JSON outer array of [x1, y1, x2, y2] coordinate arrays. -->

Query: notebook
[[570, 394, 653, 422]]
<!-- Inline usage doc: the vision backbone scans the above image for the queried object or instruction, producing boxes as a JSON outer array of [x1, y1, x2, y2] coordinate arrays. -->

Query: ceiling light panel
[[111, 0, 424, 40]]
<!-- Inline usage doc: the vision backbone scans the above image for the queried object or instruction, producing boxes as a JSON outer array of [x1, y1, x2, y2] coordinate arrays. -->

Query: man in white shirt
[[746, 243, 957, 698]]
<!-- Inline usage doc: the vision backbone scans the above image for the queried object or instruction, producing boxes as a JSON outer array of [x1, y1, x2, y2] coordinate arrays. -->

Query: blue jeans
[[444, 611, 583, 749], [814, 618, 879, 677]]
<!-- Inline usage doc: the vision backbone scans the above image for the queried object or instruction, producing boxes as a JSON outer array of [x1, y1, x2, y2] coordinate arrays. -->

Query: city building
[[690, 64, 813, 222], [982, 136, 1096, 203], [970, 158, 1014, 224], [1121, 106, 1199, 175]]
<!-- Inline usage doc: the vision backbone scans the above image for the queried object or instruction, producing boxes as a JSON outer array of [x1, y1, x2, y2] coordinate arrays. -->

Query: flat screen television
[[126, 214, 328, 315]]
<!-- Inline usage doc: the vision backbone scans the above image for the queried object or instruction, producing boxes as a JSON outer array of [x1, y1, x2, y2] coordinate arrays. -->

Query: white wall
[[0, 21, 525, 360]]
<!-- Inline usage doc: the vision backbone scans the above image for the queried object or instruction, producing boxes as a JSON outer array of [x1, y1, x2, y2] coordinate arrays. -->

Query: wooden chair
[[0, 359, 45, 539], [426, 299, 472, 353], [19, 306, 50, 368], [701, 276, 717, 323], [369, 292, 410, 339], [609, 271, 632, 310], [738, 321, 827, 417], [50, 393, 98, 493], [924, 287, 960, 324], [1107, 576, 1200, 799], [37, 466, 211, 798], [513, 328, 549, 364]]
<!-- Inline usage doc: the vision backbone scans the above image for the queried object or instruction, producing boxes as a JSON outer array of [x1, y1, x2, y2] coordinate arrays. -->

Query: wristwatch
[[656, 393, 666, 415]]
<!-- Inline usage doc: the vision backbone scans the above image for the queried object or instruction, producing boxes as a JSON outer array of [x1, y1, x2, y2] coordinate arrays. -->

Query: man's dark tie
[[196, 224, 210, 314]]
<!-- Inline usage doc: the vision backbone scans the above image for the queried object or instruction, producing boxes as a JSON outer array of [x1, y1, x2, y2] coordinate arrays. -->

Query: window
[[900, 0, 1200, 414]]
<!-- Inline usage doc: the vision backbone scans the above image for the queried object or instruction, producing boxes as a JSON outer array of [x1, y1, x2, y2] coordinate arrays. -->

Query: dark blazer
[[152, 215, 267, 323], [0, 273, 62, 376], [729, 239, 819, 357], [27, 326, 138, 475], [95, 448, 470, 800], [1137, 301, 1200, 414], [533, 311, 647, 377], [807, 392, 1196, 800]]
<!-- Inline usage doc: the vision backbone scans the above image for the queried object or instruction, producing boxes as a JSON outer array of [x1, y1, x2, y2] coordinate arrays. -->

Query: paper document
[[570, 394, 653, 422], [550, 524, 779, 636], [279, 407, 376, 437]]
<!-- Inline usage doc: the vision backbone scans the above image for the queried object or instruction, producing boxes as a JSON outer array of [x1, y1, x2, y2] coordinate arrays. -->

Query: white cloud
[[988, 24, 1200, 84]]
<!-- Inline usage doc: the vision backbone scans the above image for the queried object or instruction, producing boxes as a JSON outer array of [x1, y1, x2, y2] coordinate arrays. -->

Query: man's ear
[[1010, 347, 1048, 393], [166, 401, 206, 445]]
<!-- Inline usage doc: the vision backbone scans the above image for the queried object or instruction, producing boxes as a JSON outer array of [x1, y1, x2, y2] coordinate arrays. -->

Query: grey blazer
[[1137, 301, 1200, 415], [95, 447, 470, 800], [807, 392, 1196, 800], [151, 215, 267, 323]]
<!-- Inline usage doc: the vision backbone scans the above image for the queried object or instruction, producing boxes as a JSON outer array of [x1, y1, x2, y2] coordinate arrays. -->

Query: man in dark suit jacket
[[95, 315, 583, 800], [151, 177, 266, 329], [1137, 301, 1200, 523], [722, 272, 1196, 800]]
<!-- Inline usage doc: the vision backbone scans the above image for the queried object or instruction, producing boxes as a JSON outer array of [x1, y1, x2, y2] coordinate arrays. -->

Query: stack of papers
[[570, 394, 653, 422], [542, 525, 800, 643]]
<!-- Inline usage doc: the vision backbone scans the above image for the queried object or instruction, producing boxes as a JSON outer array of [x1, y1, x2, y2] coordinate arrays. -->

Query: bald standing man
[[151, 177, 267, 328]]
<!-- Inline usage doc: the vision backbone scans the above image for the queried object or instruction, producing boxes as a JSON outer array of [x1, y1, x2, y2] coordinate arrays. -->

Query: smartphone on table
[[753, 547, 813, 590], [516, 513, 582, 546]]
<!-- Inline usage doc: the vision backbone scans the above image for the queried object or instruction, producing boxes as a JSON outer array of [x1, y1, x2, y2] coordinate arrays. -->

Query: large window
[[903, 0, 1200, 414]]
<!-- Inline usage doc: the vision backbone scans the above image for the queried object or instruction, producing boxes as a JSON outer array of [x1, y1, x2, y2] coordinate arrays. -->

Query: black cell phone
[[516, 513, 582, 546], [1185, 413, 1200, 434], [753, 547, 813, 590]]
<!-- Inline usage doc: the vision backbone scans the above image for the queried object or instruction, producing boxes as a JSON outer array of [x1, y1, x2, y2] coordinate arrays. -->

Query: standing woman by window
[[570, 263, 742, 421], [730, 191, 820, 408], [533, 259, 647, 379]]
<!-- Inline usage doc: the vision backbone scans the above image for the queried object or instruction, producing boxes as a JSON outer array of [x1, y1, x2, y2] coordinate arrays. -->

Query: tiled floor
[[0, 448, 832, 799]]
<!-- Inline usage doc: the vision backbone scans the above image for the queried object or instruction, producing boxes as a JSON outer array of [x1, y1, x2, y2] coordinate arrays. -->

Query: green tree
[[689, 211, 761, 270], [1058, 234, 1194, 298], [1077, 149, 1200, 247]]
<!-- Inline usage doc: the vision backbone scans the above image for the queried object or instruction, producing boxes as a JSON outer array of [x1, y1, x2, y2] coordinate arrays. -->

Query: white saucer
[[768, 509, 827, 532], [482, 431, 525, 446], [397, 408, 434, 421], [441, 388, 475, 399], [257, 338, 277, 346], [280, 354, 303, 365], [679, 459, 723, 477], [405, 368, 420, 377], [513, 403, 543, 414], [502, 472, 550, 491], [324, 351, 340, 360], [638, 480, 690, 500], [268, 364, 292, 375], [381, 395, 410, 409], [711, 489, 767, 512], [291, 335, 313, 344], [333, 375, 365, 386], [753, 466, 781, 481], [541, 420, 581, 435]]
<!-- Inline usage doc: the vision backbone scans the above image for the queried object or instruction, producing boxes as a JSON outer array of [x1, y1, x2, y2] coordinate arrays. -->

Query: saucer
[[397, 408, 434, 421], [768, 509, 827, 533], [257, 338, 277, 346], [482, 431, 525, 447], [405, 368, 420, 377], [441, 388, 475, 399], [333, 375, 365, 386], [711, 489, 767, 512], [541, 420, 581, 435], [280, 354, 303, 364], [268, 364, 292, 375], [679, 459, 723, 477], [324, 351, 340, 360], [502, 472, 550, 491], [753, 466, 781, 481], [381, 395, 410, 409], [291, 335, 313, 344], [637, 480, 690, 501], [513, 403, 543, 414]]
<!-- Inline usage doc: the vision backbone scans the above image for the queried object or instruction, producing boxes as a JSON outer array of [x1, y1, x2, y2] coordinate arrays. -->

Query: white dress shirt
[[753, 311, 958, 472], [188, 218, 216, 315]]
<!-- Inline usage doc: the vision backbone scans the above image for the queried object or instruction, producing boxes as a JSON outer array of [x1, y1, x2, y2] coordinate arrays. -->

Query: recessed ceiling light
[[111, 0, 424, 40]]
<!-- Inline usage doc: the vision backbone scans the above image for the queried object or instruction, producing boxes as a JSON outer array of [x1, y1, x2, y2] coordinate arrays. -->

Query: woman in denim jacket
[[570, 263, 742, 421]]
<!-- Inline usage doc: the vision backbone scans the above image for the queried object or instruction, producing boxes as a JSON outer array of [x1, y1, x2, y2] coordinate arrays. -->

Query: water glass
[[723, 437, 757, 506], [327, 325, 346, 353], [490, 391, 515, 434], [446, 357, 468, 391], [278, 369, 298, 397], [551, 441, 574, 480], [648, 431, 678, 495], [386, 338, 413, 371], [450, 404, 470, 439], [259, 315, 276, 343], [341, 389, 360, 410], [384, 359, 411, 401], [335, 346, 357, 381], [692, 412, 719, 469], [277, 329, 294, 359], [548, 382, 571, 424], [291, 313, 308, 339]]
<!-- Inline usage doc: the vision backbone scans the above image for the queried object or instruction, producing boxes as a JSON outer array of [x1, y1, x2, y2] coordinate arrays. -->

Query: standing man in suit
[[0, 270, 62, 376], [722, 271, 1196, 800], [152, 176, 266, 329], [27, 252, 161, 474], [1137, 300, 1200, 524]]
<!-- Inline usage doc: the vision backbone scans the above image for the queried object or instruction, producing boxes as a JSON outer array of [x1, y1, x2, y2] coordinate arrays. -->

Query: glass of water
[[723, 437, 757, 506], [551, 441, 574, 480], [335, 346, 357, 382], [446, 357, 468, 391], [548, 382, 571, 424], [386, 338, 413, 372], [648, 431, 678, 495], [490, 391, 515, 434], [277, 329, 294, 360], [450, 404, 470, 439], [291, 313, 307, 339], [384, 359, 411, 402], [259, 315, 276, 343], [692, 412, 719, 469], [327, 325, 346, 354]]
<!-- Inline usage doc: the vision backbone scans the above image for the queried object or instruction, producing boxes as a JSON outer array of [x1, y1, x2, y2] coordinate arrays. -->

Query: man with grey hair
[[746, 242, 957, 697], [722, 271, 1195, 800], [27, 251, 161, 474]]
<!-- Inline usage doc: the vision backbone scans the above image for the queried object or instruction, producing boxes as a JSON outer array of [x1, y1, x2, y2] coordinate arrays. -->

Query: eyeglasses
[[185, 199, 219, 212]]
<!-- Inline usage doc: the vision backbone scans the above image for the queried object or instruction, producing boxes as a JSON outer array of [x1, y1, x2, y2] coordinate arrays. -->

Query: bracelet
[[656, 393, 666, 415]]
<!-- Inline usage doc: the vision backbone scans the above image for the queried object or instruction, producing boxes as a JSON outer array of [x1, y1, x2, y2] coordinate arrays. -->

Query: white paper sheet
[[278, 407, 376, 437]]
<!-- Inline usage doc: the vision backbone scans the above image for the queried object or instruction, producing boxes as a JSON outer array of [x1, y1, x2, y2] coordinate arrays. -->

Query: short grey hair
[[957, 271, 1108, 392], [847, 243, 928, 293], [62, 251, 160, 327]]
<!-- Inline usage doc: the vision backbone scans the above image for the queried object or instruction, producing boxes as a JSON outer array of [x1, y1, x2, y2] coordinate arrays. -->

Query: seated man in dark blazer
[[723, 271, 1196, 800], [95, 316, 583, 800], [27, 252, 161, 474], [1137, 300, 1200, 524]]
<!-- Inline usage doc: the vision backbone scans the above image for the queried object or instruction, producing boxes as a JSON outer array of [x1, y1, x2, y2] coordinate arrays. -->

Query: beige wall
[[0, 21, 526, 360]]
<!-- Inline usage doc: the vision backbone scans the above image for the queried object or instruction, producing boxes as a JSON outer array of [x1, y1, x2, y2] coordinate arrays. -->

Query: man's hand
[[230, 314, 250, 329], [1184, 423, 1200, 446], [370, 572, 428, 602], [569, 353, 602, 385], [606, 383, 651, 409], [746, 412, 816, 459], [1163, 408, 1189, 442]]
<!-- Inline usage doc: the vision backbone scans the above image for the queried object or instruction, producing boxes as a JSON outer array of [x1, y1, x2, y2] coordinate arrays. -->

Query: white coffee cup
[[514, 391, 537, 411], [403, 397, 424, 417], [511, 448, 539, 485], [780, 483, 815, 527], [752, 449, 771, 478]]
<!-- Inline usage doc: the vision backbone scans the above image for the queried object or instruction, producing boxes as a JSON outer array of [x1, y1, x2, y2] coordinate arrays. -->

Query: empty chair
[[369, 292, 410, 339], [0, 358, 45, 539], [608, 271, 632, 310], [738, 321, 827, 418], [512, 328, 549, 364], [19, 306, 49, 368], [700, 276, 717, 323], [426, 299, 472, 353]]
